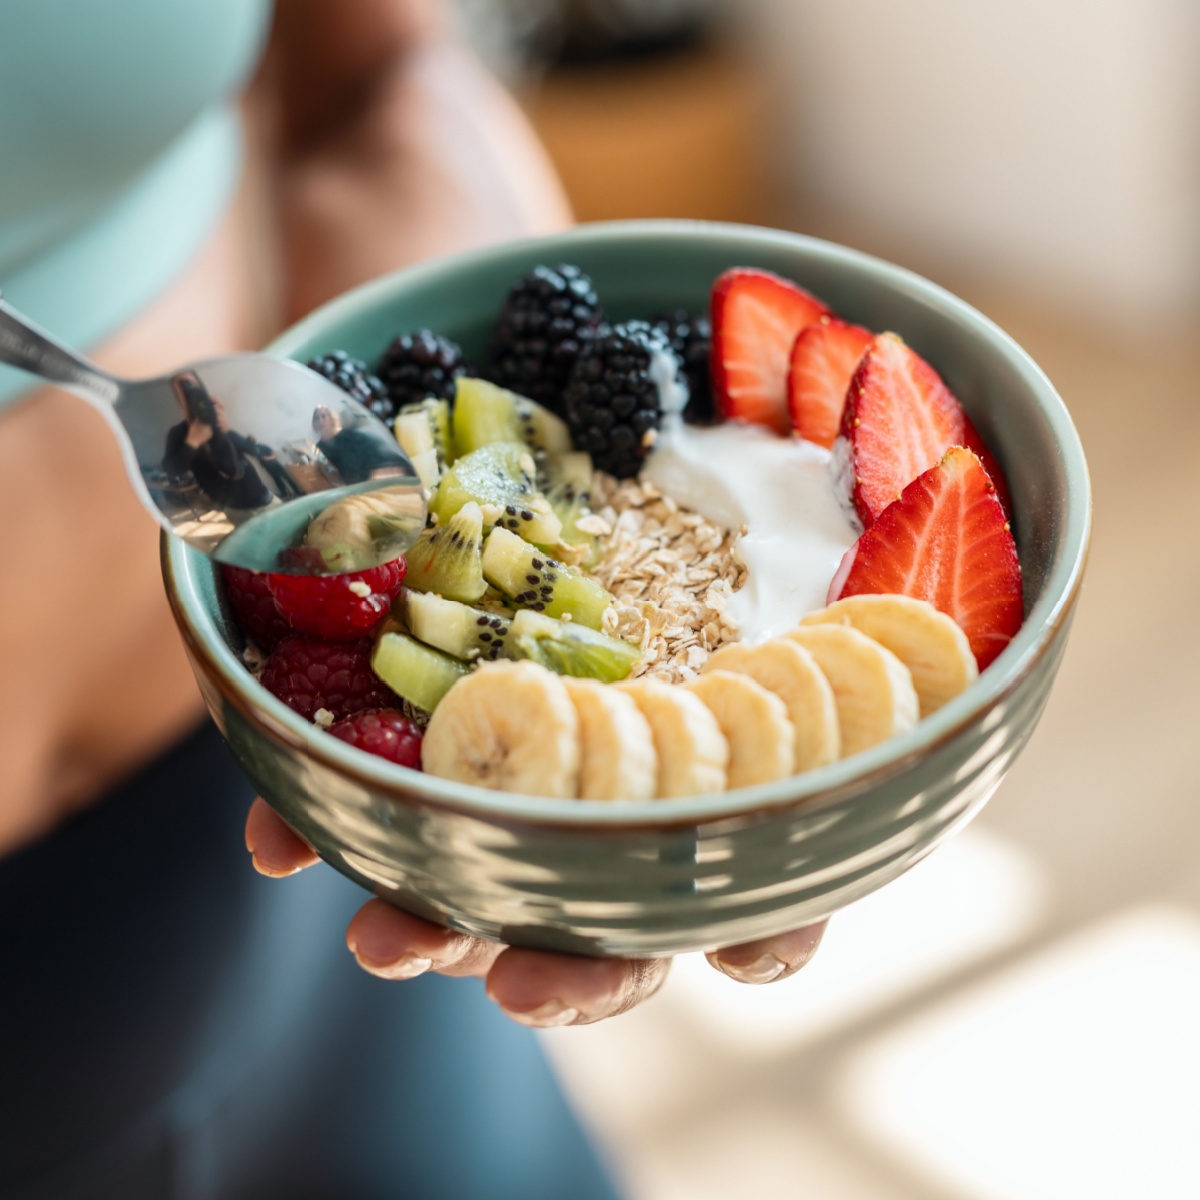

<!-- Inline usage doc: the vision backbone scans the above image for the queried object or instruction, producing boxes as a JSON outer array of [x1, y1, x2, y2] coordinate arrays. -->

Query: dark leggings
[[0, 723, 621, 1200]]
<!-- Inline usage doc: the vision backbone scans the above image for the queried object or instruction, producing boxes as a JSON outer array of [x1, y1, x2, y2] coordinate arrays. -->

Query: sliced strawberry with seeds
[[711, 267, 829, 435], [961, 412, 1013, 519], [840, 333, 967, 527], [787, 316, 874, 449], [829, 446, 1022, 670]]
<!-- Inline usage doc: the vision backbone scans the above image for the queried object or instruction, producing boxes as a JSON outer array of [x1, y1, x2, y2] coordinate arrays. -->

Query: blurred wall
[[732, 0, 1200, 333]]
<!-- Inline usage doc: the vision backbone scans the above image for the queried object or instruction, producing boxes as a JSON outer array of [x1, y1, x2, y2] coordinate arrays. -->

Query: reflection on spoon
[[0, 295, 427, 574]]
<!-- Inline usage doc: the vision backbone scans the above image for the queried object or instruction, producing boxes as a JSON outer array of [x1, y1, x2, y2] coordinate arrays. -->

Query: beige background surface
[[504, 13, 1200, 1196]]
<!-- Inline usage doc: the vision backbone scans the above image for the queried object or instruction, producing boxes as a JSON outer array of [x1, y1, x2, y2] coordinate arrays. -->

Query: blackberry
[[562, 321, 684, 479], [377, 330, 468, 412], [488, 264, 606, 413], [307, 351, 392, 421], [652, 309, 714, 424]]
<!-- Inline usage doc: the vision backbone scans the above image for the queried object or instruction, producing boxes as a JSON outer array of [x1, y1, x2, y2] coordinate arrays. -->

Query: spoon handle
[[0, 295, 121, 405]]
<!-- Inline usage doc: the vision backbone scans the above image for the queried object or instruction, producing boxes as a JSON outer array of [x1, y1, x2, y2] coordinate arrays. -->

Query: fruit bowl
[[162, 220, 1090, 957]]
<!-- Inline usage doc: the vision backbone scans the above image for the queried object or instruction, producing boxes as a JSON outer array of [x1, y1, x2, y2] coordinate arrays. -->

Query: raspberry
[[328, 708, 423, 767], [268, 558, 407, 641], [221, 565, 291, 650], [259, 636, 396, 722]]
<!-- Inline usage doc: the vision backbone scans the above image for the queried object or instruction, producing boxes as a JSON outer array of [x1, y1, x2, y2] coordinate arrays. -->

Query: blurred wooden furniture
[[520, 42, 773, 225]]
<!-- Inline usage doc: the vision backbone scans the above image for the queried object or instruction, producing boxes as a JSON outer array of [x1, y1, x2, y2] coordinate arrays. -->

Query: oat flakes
[[589, 473, 746, 683]]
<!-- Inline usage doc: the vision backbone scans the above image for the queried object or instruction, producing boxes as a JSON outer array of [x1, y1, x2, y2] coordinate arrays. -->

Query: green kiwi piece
[[481, 527, 612, 630], [395, 398, 456, 466], [539, 451, 600, 568], [372, 631, 471, 715], [404, 501, 486, 602], [430, 442, 562, 545], [452, 377, 571, 457], [507, 609, 639, 682], [402, 590, 513, 662], [541, 451, 593, 495]]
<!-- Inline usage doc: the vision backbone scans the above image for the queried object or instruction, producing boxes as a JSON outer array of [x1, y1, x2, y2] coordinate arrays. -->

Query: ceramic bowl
[[163, 220, 1090, 957]]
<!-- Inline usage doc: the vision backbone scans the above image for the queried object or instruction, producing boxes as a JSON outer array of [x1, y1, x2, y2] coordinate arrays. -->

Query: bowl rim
[[164, 219, 1092, 830]]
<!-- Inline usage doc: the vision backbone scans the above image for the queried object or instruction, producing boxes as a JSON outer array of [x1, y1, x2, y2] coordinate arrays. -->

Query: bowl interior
[[169, 220, 1090, 825]]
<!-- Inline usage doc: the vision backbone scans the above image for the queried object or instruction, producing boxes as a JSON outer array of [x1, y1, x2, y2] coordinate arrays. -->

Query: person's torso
[[0, 0, 273, 847], [0, 0, 271, 278]]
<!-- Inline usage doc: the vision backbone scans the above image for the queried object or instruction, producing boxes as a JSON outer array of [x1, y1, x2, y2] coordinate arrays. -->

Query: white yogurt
[[642, 421, 860, 642]]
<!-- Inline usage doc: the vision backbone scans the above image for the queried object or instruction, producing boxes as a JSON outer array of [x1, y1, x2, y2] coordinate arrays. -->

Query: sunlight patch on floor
[[837, 905, 1200, 1200], [667, 826, 1045, 1054]]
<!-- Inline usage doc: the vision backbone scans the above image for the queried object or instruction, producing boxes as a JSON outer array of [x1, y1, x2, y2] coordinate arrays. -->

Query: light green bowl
[[163, 221, 1090, 957]]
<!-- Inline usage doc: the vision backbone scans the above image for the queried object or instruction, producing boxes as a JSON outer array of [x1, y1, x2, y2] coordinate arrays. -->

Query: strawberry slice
[[828, 446, 1022, 670], [787, 316, 874, 448], [961, 412, 1013, 519], [841, 333, 967, 527], [711, 267, 829, 435]]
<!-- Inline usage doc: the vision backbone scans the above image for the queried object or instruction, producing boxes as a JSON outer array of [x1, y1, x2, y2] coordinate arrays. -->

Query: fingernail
[[502, 999, 581, 1028], [347, 921, 435, 979], [353, 950, 433, 981], [707, 951, 788, 985], [250, 851, 304, 878]]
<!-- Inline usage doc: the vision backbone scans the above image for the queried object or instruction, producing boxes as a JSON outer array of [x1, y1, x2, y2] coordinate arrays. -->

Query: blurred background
[[451, 1, 1200, 1197]]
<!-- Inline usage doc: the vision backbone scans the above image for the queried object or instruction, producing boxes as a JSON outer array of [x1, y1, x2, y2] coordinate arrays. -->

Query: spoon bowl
[[0, 299, 426, 573]]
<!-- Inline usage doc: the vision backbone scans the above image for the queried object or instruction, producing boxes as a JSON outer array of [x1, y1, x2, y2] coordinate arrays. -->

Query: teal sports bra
[[0, 0, 273, 405]]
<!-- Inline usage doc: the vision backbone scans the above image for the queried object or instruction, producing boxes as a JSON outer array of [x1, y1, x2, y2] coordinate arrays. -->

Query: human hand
[[184, 419, 214, 448], [245, 798, 827, 1027]]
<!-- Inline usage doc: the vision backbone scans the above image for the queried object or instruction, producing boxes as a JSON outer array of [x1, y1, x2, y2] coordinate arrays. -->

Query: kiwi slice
[[507, 609, 639, 682], [430, 442, 562, 545], [372, 631, 471, 714], [402, 590, 513, 662], [452, 377, 572, 458], [404, 502, 487, 602], [539, 451, 600, 568], [395, 398, 456, 467], [541, 451, 593, 495], [481, 526, 612, 630]]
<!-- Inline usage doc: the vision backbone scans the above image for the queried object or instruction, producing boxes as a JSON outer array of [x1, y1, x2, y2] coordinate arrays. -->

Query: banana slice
[[782, 625, 919, 758], [702, 640, 840, 772], [684, 671, 795, 789], [799, 594, 978, 716], [561, 677, 657, 801], [617, 679, 729, 798], [421, 660, 580, 797]]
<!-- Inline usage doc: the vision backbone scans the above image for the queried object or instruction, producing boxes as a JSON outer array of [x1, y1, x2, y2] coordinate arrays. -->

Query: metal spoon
[[0, 297, 426, 574]]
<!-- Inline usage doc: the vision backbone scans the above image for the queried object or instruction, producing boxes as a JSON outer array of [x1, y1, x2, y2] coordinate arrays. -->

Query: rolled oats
[[589, 473, 746, 683]]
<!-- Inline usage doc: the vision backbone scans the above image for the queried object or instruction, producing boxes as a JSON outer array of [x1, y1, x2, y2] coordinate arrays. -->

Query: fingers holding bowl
[[346, 898, 505, 981], [245, 797, 319, 876], [247, 796, 822, 1018], [486, 949, 671, 1028], [347, 902, 671, 1029], [706, 920, 828, 985]]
